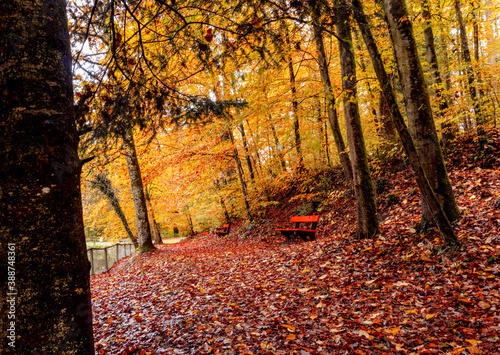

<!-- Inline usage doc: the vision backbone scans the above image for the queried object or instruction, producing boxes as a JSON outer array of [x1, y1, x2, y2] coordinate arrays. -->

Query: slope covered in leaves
[[92, 131, 500, 355]]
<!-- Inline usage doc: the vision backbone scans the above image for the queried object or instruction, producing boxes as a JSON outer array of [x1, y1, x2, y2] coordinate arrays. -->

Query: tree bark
[[383, 0, 461, 228], [420, 0, 456, 146], [145, 186, 162, 244], [311, 6, 354, 186], [238, 122, 255, 182], [0, 0, 94, 353], [185, 206, 195, 236], [455, 0, 485, 135], [284, 24, 303, 167], [351, 0, 460, 246], [123, 128, 156, 254], [335, 0, 379, 238], [270, 121, 287, 172], [91, 174, 138, 248], [229, 130, 252, 221]]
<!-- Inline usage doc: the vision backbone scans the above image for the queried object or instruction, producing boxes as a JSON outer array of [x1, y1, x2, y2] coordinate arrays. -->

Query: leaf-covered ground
[[92, 131, 500, 354]]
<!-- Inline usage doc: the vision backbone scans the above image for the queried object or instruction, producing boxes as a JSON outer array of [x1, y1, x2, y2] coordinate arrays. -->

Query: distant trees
[[72, 0, 500, 244]]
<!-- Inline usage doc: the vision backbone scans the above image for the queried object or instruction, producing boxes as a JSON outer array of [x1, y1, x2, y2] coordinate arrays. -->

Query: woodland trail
[[91, 138, 500, 354]]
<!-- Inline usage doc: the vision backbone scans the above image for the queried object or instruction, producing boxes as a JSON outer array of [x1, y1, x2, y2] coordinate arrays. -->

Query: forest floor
[[91, 130, 500, 355]]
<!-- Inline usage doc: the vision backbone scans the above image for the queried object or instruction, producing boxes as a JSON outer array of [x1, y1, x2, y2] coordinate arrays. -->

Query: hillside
[[91, 130, 500, 355]]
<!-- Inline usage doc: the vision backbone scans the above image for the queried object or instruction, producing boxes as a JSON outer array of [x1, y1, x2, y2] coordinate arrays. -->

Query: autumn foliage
[[91, 130, 500, 354]]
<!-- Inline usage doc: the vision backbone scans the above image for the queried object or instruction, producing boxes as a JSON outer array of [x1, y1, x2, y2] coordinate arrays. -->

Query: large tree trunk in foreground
[[311, 4, 353, 186], [91, 174, 139, 248], [351, 0, 460, 247], [0, 1, 94, 353], [123, 128, 156, 254], [335, 0, 379, 238], [383, 0, 461, 228]]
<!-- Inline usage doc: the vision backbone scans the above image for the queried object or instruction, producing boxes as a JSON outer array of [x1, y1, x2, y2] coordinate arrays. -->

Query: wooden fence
[[87, 243, 136, 275]]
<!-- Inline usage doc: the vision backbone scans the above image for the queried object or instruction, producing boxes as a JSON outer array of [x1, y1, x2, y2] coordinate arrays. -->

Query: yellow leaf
[[466, 339, 478, 345], [298, 287, 310, 293], [405, 309, 418, 314], [260, 342, 266, 349], [395, 344, 405, 351], [385, 327, 400, 335], [281, 324, 296, 332], [425, 314, 435, 320], [300, 269, 310, 273], [286, 334, 296, 340], [199, 288, 206, 293]]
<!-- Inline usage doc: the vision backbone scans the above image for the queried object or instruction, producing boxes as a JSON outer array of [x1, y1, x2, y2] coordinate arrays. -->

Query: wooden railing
[[87, 243, 136, 275]]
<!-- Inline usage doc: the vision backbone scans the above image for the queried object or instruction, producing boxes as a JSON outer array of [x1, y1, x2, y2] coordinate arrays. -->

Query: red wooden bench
[[275, 215, 320, 242], [215, 223, 231, 236]]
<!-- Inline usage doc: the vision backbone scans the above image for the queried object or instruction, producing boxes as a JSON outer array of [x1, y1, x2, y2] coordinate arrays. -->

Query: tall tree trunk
[[311, 6, 354, 186], [145, 186, 162, 244], [185, 206, 195, 236], [270, 121, 287, 172], [123, 128, 156, 254], [238, 122, 255, 182], [317, 97, 326, 166], [0, 0, 94, 353], [335, 0, 379, 238], [420, 0, 456, 146], [228, 130, 252, 221], [284, 25, 303, 167], [455, 0, 485, 135], [351, 0, 460, 246], [382, 0, 461, 227], [324, 120, 333, 168], [91, 174, 138, 248]]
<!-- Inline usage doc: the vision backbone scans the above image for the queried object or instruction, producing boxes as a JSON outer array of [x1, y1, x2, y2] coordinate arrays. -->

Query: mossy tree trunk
[[334, 0, 379, 238], [0, 0, 94, 353], [383, 0, 461, 228], [311, 3, 354, 186], [351, 0, 460, 247], [123, 128, 156, 254]]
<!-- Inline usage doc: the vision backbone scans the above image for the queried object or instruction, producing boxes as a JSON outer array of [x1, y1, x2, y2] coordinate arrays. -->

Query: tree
[[454, 0, 484, 135], [383, 0, 461, 228], [90, 173, 139, 248], [351, 0, 460, 246], [0, 0, 94, 353], [310, 1, 354, 186], [420, 0, 456, 147], [123, 127, 156, 254], [334, 0, 379, 238]]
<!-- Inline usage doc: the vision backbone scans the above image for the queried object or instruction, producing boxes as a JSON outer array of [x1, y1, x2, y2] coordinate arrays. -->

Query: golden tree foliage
[[76, 0, 500, 240]]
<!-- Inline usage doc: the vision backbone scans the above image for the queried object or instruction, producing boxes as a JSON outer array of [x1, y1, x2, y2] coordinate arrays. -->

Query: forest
[[0, 0, 499, 353]]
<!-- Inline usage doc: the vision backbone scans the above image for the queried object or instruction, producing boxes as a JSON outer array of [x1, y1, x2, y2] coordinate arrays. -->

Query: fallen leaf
[[478, 301, 490, 309], [281, 324, 295, 332]]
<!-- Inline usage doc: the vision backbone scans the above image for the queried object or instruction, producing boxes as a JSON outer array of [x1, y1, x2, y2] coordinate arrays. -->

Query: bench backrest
[[290, 215, 320, 223]]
